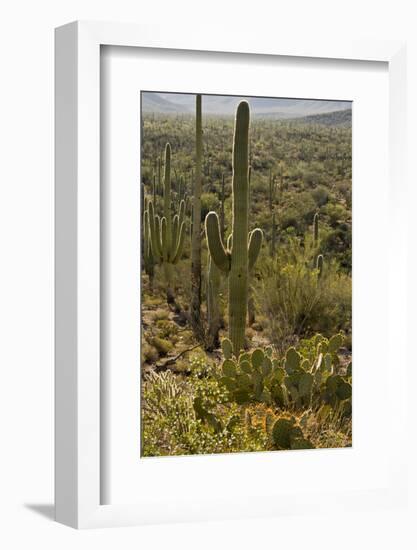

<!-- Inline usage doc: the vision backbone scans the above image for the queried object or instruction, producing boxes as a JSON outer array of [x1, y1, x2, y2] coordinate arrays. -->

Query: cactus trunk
[[220, 173, 225, 239], [228, 102, 250, 354], [271, 212, 276, 257], [190, 94, 204, 341], [207, 255, 221, 350]]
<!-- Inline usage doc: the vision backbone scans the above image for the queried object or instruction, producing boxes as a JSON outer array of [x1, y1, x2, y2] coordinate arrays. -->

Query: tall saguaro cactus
[[205, 101, 263, 355], [147, 143, 186, 304], [190, 94, 204, 340]]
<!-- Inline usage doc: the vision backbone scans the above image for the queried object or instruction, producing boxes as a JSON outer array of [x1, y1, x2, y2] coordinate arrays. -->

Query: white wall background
[[0, 0, 416, 548]]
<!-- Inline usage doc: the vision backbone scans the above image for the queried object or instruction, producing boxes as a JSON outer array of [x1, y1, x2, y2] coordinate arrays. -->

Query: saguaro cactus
[[143, 206, 155, 288], [316, 253, 324, 279], [205, 101, 263, 355], [147, 143, 186, 304], [313, 212, 322, 275], [190, 94, 204, 340], [220, 173, 226, 239], [268, 170, 276, 213], [313, 212, 319, 243], [270, 212, 277, 257]]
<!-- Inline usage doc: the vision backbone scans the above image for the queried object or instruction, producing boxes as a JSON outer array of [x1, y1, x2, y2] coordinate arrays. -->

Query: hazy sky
[[142, 91, 352, 119]]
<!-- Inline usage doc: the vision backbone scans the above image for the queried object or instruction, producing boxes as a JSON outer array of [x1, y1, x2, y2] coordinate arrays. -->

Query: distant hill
[[142, 92, 352, 119], [291, 109, 352, 127]]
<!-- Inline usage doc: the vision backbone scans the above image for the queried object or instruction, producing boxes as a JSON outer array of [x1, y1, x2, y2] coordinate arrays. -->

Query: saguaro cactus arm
[[161, 217, 168, 262], [248, 228, 263, 271], [316, 254, 324, 278], [172, 221, 186, 264], [148, 201, 162, 262], [205, 212, 230, 273]]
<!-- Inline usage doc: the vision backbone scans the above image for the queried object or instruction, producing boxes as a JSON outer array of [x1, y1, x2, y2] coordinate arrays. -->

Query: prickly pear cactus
[[205, 102, 263, 355], [271, 417, 314, 450], [218, 333, 351, 417]]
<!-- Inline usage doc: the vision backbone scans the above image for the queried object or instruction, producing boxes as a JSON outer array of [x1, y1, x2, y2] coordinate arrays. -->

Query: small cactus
[[313, 212, 319, 243], [268, 169, 276, 213], [270, 212, 277, 257], [316, 254, 324, 279]]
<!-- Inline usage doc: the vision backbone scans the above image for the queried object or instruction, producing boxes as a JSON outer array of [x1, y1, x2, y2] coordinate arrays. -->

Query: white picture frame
[[55, 20, 407, 529]]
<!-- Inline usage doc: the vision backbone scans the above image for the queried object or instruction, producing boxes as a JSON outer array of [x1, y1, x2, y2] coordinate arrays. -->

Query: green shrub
[[255, 236, 351, 351], [150, 308, 169, 322], [312, 186, 329, 206], [200, 192, 220, 222], [141, 369, 267, 456], [151, 337, 173, 356], [142, 342, 159, 363]]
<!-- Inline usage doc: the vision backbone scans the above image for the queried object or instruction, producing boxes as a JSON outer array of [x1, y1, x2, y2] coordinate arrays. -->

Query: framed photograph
[[55, 21, 407, 528]]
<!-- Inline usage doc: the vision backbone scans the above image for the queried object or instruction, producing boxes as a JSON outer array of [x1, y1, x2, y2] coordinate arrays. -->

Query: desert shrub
[[323, 202, 349, 226], [321, 225, 352, 272], [142, 342, 159, 363], [312, 186, 329, 206], [280, 191, 317, 232], [151, 337, 173, 356], [150, 308, 169, 322], [255, 236, 351, 352], [141, 367, 266, 456], [156, 319, 179, 339], [200, 192, 220, 222]]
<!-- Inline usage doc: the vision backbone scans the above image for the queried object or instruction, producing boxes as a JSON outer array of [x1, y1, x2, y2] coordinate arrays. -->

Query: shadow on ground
[[24, 503, 55, 521]]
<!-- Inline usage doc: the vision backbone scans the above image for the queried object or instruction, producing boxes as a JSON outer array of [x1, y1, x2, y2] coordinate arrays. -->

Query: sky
[[142, 91, 352, 119]]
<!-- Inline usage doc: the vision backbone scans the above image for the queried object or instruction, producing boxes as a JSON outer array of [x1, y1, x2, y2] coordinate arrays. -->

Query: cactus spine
[[205, 101, 263, 355], [147, 143, 186, 303], [190, 94, 204, 340]]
